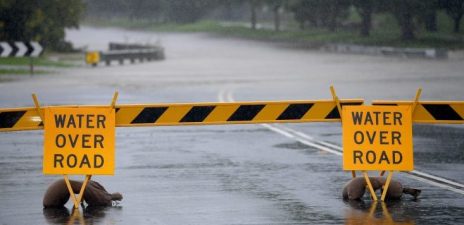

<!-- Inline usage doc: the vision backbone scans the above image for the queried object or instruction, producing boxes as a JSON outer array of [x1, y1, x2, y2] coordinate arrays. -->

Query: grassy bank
[[0, 55, 76, 67], [0, 53, 80, 75], [0, 68, 46, 75], [85, 15, 464, 49]]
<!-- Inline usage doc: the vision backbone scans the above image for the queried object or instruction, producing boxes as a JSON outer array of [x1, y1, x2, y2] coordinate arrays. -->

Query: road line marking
[[218, 89, 464, 195]]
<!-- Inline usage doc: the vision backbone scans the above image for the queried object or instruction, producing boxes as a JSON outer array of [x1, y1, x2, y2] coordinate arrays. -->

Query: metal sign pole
[[363, 171, 378, 201], [29, 57, 34, 76]]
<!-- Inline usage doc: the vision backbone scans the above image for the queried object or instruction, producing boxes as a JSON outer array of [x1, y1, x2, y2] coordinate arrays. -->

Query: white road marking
[[218, 88, 464, 195]]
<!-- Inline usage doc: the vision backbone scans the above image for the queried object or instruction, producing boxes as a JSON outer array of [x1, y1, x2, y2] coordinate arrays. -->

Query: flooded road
[[0, 26, 464, 224]]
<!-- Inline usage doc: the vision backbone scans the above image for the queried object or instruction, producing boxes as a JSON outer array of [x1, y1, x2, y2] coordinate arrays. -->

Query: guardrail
[[109, 42, 158, 51], [85, 42, 164, 66]]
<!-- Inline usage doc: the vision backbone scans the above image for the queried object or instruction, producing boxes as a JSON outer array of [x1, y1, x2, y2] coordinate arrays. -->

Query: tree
[[250, 0, 259, 30], [268, 0, 285, 31], [326, 0, 351, 32], [290, 0, 350, 31], [128, 0, 162, 21], [291, 1, 308, 29], [163, 0, 215, 23], [441, 0, 464, 33], [420, 0, 439, 32], [0, 0, 84, 51], [352, 0, 388, 36], [389, 0, 422, 40], [352, 0, 374, 36]]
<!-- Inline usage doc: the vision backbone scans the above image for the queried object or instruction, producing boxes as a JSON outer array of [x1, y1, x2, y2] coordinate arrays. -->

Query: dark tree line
[[84, 0, 218, 23], [85, 0, 463, 40], [441, 0, 464, 33], [291, 0, 464, 40]]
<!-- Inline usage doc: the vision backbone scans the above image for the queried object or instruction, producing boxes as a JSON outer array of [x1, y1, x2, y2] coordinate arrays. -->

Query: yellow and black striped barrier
[[372, 101, 464, 124], [3, 99, 464, 132], [0, 99, 364, 132]]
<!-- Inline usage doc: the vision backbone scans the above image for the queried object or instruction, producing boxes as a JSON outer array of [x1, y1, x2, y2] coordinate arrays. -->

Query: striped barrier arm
[[372, 101, 464, 124], [0, 99, 364, 132]]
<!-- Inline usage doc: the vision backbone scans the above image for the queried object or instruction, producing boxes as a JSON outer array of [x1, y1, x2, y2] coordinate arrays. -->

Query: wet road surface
[[0, 27, 464, 224]]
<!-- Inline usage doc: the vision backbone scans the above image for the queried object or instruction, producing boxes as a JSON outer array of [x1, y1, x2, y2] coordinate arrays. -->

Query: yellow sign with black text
[[43, 107, 115, 175], [342, 106, 413, 171]]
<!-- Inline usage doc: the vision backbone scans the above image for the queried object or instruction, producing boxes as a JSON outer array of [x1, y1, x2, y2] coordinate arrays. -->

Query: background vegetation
[[1, 0, 463, 51]]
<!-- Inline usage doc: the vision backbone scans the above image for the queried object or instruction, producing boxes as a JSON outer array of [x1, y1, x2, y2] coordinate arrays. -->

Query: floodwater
[[0, 26, 464, 224]]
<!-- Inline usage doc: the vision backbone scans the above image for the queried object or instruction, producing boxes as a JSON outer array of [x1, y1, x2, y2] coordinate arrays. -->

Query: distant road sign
[[85, 51, 100, 65], [342, 105, 413, 171], [43, 107, 115, 175], [0, 41, 43, 57]]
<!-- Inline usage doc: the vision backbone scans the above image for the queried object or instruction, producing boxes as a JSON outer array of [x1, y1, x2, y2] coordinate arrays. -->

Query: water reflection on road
[[43, 206, 122, 225], [344, 201, 414, 225], [42, 201, 417, 225]]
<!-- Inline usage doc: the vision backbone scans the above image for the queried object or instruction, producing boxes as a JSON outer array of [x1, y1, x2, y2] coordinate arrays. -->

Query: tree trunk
[[328, 4, 338, 32], [273, 6, 280, 32], [453, 14, 463, 33], [251, 0, 257, 30], [399, 11, 415, 40], [424, 11, 437, 32], [360, 10, 372, 37]]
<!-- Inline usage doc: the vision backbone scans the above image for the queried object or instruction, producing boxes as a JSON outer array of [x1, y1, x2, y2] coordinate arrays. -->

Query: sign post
[[342, 105, 414, 201], [39, 92, 118, 209]]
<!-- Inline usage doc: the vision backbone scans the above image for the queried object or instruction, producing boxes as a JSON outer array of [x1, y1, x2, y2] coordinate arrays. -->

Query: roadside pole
[[29, 57, 34, 76]]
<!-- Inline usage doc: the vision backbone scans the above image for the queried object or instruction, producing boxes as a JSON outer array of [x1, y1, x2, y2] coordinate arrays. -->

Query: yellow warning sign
[[342, 106, 413, 171], [43, 107, 115, 175], [85, 51, 100, 65]]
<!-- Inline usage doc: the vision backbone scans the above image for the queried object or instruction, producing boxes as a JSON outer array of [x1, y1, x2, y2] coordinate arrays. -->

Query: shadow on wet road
[[41, 201, 422, 225]]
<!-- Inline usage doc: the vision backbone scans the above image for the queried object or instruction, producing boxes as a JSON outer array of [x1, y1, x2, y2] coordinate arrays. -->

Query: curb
[[323, 44, 448, 59]]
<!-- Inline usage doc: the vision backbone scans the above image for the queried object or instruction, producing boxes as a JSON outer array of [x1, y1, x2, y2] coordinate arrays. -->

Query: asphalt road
[[0, 26, 464, 225]]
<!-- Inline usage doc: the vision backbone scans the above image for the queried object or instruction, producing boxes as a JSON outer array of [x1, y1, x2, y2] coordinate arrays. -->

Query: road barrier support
[[31, 92, 119, 209]]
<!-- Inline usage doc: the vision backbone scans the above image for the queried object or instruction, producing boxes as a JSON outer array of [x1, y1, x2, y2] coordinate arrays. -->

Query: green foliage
[[0, 57, 75, 67], [290, 0, 351, 31], [94, 19, 464, 49], [440, 0, 464, 32], [351, 0, 389, 36], [0, 0, 84, 51], [0, 68, 46, 75], [388, 0, 428, 40], [84, 0, 219, 23], [83, 0, 463, 46]]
